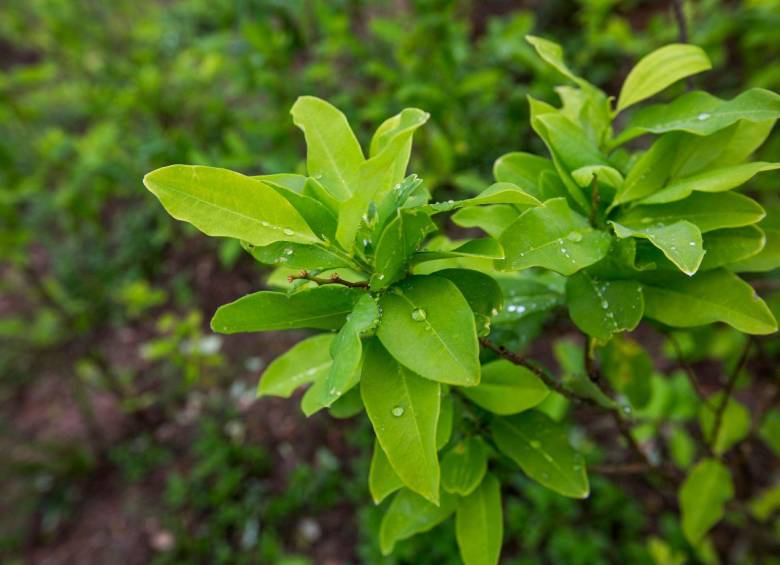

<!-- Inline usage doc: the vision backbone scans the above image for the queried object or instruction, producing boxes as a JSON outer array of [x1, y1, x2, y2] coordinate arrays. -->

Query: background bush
[[1, 1, 778, 563]]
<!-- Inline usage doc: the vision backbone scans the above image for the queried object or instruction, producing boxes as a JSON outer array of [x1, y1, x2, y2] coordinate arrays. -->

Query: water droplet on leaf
[[567, 231, 583, 242], [391, 406, 405, 417], [530, 440, 542, 449], [282, 228, 294, 236], [697, 112, 711, 121], [411, 308, 427, 322]]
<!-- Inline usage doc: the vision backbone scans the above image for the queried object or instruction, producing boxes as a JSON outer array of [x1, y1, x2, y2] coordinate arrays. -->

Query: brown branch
[[288, 270, 369, 289], [590, 462, 651, 475], [710, 339, 752, 448], [666, 331, 716, 410], [480, 337, 682, 484], [479, 338, 583, 403], [589, 174, 600, 227], [671, 0, 694, 90]]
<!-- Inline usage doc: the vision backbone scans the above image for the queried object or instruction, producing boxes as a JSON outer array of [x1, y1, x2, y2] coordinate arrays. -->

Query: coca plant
[[144, 37, 780, 563]]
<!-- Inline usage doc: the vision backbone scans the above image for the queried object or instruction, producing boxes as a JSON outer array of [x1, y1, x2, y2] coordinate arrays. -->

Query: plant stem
[[666, 331, 716, 410], [288, 270, 369, 288], [479, 338, 582, 403], [671, 0, 694, 90], [709, 339, 751, 449]]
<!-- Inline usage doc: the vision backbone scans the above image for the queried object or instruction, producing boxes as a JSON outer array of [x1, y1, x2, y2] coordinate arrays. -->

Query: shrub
[[145, 37, 780, 564]]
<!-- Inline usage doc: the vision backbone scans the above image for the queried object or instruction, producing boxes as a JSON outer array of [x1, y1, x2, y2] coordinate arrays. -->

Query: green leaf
[[526, 35, 583, 84], [211, 286, 364, 333], [427, 182, 541, 212], [499, 198, 611, 275], [571, 165, 624, 190], [455, 473, 503, 565], [640, 269, 777, 335], [461, 360, 549, 415], [243, 241, 352, 270], [379, 489, 457, 556], [639, 162, 780, 205], [679, 459, 734, 546], [554, 340, 618, 409], [614, 88, 780, 145], [377, 276, 480, 386], [565, 271, 644, 341], [611, 221, 704, 276], [491, 411, 589, 498], [493, 275, 565, 323], [759, 410, 780, 457], [369, 440, 403, 504], [328, 387, 363, 418], [413, 238, 505, 264], [493, 152, 556, 199], [144, 165, 319, 246], [557, 84, 613, 145], [258, 334, 334, 398], [530, 107, 608, 211], [361, 341, 441, 503], [699, 392, 751, 455], [290, 96, 364, 200], [613, 133, 681, 206], [371, 209, 436, 290], [432, 269, 503, 317], [441, 437, 488, 496], [437, 394, 454, 450], [599, 335, 654, 408], [730, 227, 780, 272], [616, 192, 765, 234], [320, 294, 379, 407], [300, 376, 328, 416], [337, 108, 429, 249], [700, 226, 766, 271], [750, 484, 780, 522], [616, 44, 711, 113], [452, 205, 521, 239], [258, 176, 339, 240]]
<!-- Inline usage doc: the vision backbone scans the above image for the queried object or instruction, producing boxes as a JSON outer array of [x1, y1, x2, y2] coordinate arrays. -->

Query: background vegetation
[[1, 0, 778, 563]]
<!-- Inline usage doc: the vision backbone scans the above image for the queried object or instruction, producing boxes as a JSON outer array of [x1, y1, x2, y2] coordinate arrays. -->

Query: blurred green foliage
[[1, 0, 779, 562]]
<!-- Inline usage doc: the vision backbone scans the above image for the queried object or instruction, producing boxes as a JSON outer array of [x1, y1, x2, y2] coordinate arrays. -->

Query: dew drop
[[283, 247, 293, 256], [377, 273, 385, 281], [283, 228, 294, 236], [260, 221, 270, 227], [491, 308, 499, 316], [411, 308, 427, 322], [601, 299, 609, 309], [391, 405, 405, 417], [362, 238, 370, 247], [697, 112, 711, 121], [567, 231, 583, 242], [530, 440, 542, 449], [689, 241, 696, 246]]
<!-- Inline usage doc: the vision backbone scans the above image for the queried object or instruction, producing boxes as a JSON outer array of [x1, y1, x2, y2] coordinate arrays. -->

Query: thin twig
[[480, 337, 680, 483], [589, 174, 600, 227], [590, 462, 651, 475], [671, 0, 694, 90], [479, 338, 583, 403], [666, 331, 716, 410], [710, 339, 752, 448], [288, 270, 369, 288]]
